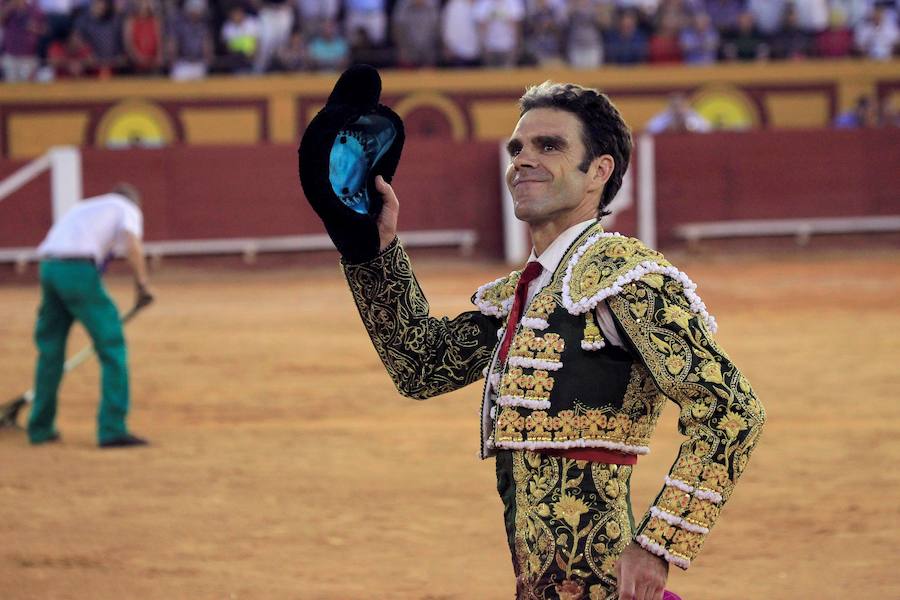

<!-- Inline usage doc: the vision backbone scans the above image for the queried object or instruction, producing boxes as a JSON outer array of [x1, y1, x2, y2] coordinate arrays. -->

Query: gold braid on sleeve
[[342, 238, 501, 400], [607, 279, 766, 569]]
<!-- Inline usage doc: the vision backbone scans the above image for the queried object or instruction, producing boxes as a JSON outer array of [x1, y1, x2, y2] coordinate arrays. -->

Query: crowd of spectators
[[0, 0, 898, 82]]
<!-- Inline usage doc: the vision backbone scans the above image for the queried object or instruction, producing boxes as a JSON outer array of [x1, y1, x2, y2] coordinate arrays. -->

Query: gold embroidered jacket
[[342, 226, 765, 570]]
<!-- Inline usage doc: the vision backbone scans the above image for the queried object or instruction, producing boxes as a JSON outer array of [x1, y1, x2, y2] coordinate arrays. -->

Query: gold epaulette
[[472, 270, 521, 318], [561, 232, 717, 332]]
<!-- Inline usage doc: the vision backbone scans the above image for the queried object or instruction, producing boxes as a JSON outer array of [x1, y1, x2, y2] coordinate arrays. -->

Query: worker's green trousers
[[28, 260, 130, 444]]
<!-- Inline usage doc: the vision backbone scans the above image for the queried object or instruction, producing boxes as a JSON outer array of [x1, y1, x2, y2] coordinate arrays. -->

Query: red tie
[[497, 261, 543, 365]]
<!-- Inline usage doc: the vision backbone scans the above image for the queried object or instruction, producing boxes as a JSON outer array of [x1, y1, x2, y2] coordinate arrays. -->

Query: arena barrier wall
[[0, 61, 898, 159], [0, 129, 897, 262]]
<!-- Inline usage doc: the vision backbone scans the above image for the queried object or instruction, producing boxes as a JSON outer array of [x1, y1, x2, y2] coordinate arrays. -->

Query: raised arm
[[342, 178, 499, 399]]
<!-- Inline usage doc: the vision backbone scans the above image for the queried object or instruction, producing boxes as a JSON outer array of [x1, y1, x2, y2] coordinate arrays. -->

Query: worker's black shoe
[[99, 433, 148, 448]]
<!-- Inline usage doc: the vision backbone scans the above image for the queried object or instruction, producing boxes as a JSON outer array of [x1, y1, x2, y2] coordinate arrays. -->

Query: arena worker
[[298, 65, 766, 600], [28, 184, 154, 448]]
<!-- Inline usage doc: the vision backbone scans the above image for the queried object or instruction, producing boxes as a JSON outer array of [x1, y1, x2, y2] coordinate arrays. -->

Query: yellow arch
[[690, 84, 760, 130], [95, 100, 175, 148], [391, 92, 468, 141]]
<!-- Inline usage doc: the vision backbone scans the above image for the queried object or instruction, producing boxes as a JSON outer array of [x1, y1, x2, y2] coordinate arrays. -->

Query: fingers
[[616, 561, 635, 600], [375, 175, 398, 209], [375, 175, 399, 251]]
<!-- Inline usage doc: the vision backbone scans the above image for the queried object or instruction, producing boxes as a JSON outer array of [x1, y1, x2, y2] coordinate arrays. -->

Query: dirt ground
[[1, 248, 898, 600]]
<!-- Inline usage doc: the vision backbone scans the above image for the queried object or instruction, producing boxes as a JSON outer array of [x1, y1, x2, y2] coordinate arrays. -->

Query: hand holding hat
[[298, 65, 405, 264]]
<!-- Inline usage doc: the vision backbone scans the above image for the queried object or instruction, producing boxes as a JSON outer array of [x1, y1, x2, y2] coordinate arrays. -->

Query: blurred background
[[0, 0, 898, 263], [0, 1, 898, 599]]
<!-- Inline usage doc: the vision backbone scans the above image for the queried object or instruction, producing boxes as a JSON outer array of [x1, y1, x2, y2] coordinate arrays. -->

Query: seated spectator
[[703, 0, 742, 31], [526, 0, 566, 22], [815, 8, 854, 58], [648, 11, 683, 63], [771, 5, 812, 59], [344, 0, 388, 46], [307, 18, 349, 70], [168, 0, 213, 81], [473, 0, 525, 68], [721, 11, 769, 61], [392, 0, 440, 68], [829, 0, 875, 29], [1, 0, 45, 82], [792, 0, 829, 34], [441, 0, 481, 67], [254, 0, 294, 74], [47, 28, 94, 78], [564, 0, 601, 69], [272, 29, 305, 71], [75, 0, 125, 77], [654, 0, 692, 28], [680, 10, 719, 65], [645, 93, 712, 133], [348, 25, 393, 68], [594, 0, 616, 33], [605, 9, 649, 65], [525, 0, 564, 67], [854, 4, 899, 60], [834, 95, 879, 128], [747, 0, 787, 37], [123, 0, 163, 74], [37, 0, 76, 65], [295, 0, 339, 37], [620, 0, 663, 24], [220, 3, 260, 73]]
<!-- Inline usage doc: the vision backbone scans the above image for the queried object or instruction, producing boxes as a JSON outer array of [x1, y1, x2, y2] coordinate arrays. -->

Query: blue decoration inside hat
[[328, 114, 398, 215]]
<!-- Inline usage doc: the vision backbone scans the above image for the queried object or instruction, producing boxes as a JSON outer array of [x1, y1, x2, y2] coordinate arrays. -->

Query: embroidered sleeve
[[342, 238, 501, 400], [606, 279, 766, 569]]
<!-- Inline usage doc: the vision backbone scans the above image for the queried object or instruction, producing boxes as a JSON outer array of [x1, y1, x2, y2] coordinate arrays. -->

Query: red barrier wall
[[1, 129, 897, 258], [653, 129, 900, 245], [0, 140, 505, 256]]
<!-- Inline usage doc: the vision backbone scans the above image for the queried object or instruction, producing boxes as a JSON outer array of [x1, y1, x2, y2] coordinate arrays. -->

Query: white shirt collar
[[526, 219, 596, 275]]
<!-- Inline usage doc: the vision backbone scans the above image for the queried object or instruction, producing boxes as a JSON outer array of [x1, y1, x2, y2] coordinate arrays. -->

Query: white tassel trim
[[562, 235, 718, 333], [490, 373, 501, 392], [481, 366, 489, 378], [474, 275, 516, 317], [665, 476, 723, 504], [497, 327, 506, 340], [494, 438, 649, 455], [581, 339, 606, 350], [520, 316, 549, 330], [490, 405, 497, 419], [507, 356, 563, 371], [497, 395, 552, 410], [635, 535, 691, 569], [650, 506, 710, 534]]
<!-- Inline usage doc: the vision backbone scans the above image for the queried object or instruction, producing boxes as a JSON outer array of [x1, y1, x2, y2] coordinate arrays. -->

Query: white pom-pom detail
[[473, 275, 516, 317], [498, 395, 552, 410], [561, 235, 718, 333], [493, 438, 649, 455], [581, 339, 606, 350], [650, 506, 710, 534], [489, 373, 501, 392], [507, 356, 562, 371], [665, 476, 723, 504], [635, 535, 691, 569], [520, 316, 549, 330]]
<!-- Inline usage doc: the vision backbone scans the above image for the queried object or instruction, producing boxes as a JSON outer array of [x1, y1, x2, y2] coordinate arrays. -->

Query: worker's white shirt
[[481, 219, 624, 453], [37, 194, 143, 264]]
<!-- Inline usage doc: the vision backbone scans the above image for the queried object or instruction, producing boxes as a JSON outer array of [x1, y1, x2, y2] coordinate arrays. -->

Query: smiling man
[[307, 76, 766, 600]]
